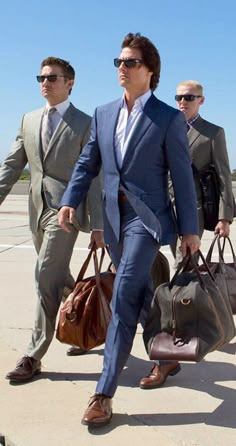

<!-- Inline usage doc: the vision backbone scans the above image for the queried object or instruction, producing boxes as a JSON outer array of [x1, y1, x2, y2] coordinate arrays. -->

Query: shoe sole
[[6, 369, 42, 384], [81, 414, 112, 428], [140, 364, 181, 390], [169, 364, 181, 376], [66, 350, 87, 356]]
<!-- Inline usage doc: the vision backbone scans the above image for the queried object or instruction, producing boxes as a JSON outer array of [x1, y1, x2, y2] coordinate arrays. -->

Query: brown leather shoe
[[5, 356, 41, 383], [81, 393, 112, 427], [140, 361, 181, 389], [66, 346, 87, 356]]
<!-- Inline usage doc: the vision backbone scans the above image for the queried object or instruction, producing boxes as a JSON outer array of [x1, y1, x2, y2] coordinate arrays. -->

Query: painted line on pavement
[[0, 243, 233, 257]]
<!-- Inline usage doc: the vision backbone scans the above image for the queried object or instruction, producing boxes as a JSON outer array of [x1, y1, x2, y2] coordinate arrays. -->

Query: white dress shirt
[[115, 90, 152, 168]]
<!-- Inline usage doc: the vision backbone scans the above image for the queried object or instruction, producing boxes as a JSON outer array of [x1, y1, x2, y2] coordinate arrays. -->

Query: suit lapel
[[121, 96, 154, 170], [188, 126, 201, 148], [188, 116, 205, 149], [32, 108, 44, 163], [106, 100, 123, 171]]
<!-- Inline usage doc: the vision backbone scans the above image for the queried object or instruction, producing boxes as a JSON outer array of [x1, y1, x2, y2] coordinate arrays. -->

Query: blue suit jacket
[[61, 94, 199, 245]]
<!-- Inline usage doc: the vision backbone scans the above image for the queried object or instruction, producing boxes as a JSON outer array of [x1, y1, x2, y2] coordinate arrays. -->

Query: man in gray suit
[[2, 57, 104, 383], [171, 80, 234, 265]]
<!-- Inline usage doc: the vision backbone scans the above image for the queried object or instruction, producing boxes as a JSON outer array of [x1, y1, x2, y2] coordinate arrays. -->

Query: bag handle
[[170, 248, 216, 291], [93, 249, 104, 290], [220, 236, 236, 263], [75, 245, 111, 284], [67, 246, 110, 306], [75, 247, 94, 283], [97, 245, 112, 272], [206, 234, 227, 266], [92, 249, 112, 326], [206, 234, 236, 273]]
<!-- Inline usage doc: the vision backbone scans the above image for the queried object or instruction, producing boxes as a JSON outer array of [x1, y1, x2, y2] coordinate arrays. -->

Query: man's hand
[[214, 220, 230, 238], [181, 234, 201, 258], [89, 230, 105, 249], [57, 206, 76, 233]]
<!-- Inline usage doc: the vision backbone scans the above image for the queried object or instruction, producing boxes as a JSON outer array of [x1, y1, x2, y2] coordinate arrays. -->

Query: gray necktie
[[41, 107, 56, 157]]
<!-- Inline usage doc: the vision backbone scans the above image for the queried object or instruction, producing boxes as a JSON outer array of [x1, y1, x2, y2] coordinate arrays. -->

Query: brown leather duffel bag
[[56, 247, 115, 350]]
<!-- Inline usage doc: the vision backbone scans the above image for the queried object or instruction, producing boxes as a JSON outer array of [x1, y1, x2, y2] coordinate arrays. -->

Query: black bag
[[151, 250, 170, 290], [193, 164, 220, 231], [144, 250, 235, 362], [199, 234, 236, 314]]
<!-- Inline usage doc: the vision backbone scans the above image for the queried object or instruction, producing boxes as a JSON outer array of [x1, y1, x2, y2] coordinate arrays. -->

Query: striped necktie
[[41, 107, 56, 157]]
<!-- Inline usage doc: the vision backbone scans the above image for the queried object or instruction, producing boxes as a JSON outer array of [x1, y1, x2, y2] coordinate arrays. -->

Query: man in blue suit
[[58, 33, 200, 427]]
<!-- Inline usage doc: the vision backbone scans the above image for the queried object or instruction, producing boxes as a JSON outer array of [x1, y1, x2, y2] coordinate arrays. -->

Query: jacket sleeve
[[165, 112, 199, 236], [79, 113, 103, 230], [60, 109, 102, 212], [0, 116, 28, 205], [212, 127, 234, 222], [87, 170, 103, 230]]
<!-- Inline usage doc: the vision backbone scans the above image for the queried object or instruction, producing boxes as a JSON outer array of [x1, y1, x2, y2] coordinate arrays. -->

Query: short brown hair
[[121, 33, 161, 91], [41, 57, 75, 80]]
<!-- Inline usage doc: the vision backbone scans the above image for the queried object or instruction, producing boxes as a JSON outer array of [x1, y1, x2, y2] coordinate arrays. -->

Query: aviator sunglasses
[[175, 94, 202, 102], [114, 58, 143, 68], [36, 74, 67, 83]]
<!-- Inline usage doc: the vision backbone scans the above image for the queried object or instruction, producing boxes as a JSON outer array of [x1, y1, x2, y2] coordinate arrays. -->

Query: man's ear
[[68, 79, 74, 90], [199, 96, 205, 105]]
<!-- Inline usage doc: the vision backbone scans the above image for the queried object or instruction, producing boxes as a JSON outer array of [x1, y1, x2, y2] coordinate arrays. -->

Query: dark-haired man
[[58, 34, 200, 426], [2, 57, 103, 383]]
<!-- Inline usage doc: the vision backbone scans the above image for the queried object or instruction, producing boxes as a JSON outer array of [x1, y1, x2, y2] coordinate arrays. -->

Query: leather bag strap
[[220, 236, 236, 263], [75, 247, 94, 283], [93, 248, 102, 288], [206, 234, 224, 264], [92, 249, 112, 326], [170, 249, 216, 291], [74, 245, 112, 284], [205, 234, 236, 273]]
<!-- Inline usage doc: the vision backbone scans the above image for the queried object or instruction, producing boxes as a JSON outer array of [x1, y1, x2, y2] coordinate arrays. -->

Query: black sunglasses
[[175, 94, 202, 102], [114, 58, 143, 68], [36, 74, 67, 83]]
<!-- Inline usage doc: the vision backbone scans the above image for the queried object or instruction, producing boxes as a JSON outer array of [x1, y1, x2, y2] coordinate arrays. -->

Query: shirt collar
[[45, 99, 70, 116], [187, 114, 200, 126], [121, 90, 152, 111]]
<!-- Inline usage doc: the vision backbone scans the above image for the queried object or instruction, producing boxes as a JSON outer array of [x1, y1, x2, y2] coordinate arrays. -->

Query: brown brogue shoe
[[66, 346, 87, 356], [140, 361, 181, 389], [81, 393, 112, 427], [5, 356, 41, 383]]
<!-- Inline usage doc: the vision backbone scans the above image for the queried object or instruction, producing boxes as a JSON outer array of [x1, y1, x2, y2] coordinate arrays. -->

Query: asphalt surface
[[0, 188, 235, 446]]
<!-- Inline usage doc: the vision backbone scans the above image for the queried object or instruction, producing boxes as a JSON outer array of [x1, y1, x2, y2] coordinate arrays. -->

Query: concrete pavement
[[0, 193, 235, 446]]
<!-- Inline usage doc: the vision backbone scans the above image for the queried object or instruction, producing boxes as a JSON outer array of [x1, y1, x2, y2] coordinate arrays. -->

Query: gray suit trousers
[[27, 207, 78, 360]]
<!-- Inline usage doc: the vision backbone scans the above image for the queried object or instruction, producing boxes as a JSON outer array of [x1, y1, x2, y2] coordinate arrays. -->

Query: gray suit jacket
[[0, 103, 103, 233], [189, 116, 234, 229]]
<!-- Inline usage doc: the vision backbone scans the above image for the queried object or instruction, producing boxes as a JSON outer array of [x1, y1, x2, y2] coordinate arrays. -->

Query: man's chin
[[42, 91, 51, 98], [119, 77, 128, 86]]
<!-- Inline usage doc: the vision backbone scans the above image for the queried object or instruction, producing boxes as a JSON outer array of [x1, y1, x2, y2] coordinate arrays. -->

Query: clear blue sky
[[1, 0, 236, 168]]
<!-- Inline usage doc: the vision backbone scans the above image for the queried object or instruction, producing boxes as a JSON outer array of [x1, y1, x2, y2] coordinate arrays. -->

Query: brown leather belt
[[118, 191, 128, 203]]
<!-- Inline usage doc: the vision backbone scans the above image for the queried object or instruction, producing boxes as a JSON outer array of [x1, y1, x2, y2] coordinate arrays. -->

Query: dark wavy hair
[[40, 57, 75, 94], [121, 33, 161, 91]]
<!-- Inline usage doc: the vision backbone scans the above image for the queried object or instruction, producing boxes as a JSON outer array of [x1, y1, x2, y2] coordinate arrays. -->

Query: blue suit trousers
[[96, 201, 159, 397]]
